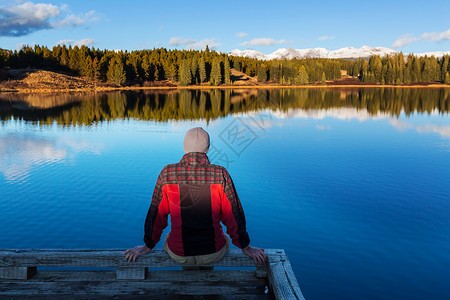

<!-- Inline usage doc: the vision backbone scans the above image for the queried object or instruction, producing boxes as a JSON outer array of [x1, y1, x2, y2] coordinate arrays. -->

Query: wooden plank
[[256, 266, 268, 278], [267, 252, 305, 300], [0, 249, 278, 268], [116, 267, 147, 279], [0, 279, 266, 296], [0, 266, 36, 279], [0, 293, 271, 300], [25, 270, 263, 283]]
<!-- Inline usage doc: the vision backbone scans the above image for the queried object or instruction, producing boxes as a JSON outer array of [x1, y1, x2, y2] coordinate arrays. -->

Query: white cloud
[[421, 29, 450, 41], [15, 41, 36, 50], [57, 38, 95, 47], [392, 34, 420, 48], [318, 35, 335, 41], [185, 39, 221, 50], [57, 39, 74, 45], [0, 1, 98, 37], [54, 10, 97, 27], [236, 32, 248, 38], [240, 37, 291, 46], [392, 29, 450, 48], [168, 37, 221, 50], [74, 38, 95, 47], [168, 37, 196, 46]]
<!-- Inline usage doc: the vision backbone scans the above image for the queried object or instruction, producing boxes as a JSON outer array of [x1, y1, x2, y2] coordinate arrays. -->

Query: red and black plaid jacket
[[144, 152, 250, 256]]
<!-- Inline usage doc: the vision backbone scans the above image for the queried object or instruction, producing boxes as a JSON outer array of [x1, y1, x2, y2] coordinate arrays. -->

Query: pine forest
[[1, 45, 449, 86]]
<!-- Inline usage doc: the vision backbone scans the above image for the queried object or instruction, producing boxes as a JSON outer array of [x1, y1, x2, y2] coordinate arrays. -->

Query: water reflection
[[0, 133, 103, 182], [390, 119, 450, 139], [0, 134, 67, 181], [0, 88, 449, 126]]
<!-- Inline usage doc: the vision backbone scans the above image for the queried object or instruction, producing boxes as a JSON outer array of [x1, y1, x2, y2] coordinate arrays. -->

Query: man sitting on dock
[[124, 127, 267, 266]]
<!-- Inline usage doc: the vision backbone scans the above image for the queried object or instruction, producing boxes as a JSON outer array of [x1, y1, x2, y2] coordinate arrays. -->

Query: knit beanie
[[183, 127, 210, 154]]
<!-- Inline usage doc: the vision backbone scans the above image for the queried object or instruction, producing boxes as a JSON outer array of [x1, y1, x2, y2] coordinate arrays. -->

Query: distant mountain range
[[229, 46, 450, 60]]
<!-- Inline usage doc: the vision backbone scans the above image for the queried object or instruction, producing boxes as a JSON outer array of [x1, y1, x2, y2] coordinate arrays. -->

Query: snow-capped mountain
[[230, 46, 450, 60]]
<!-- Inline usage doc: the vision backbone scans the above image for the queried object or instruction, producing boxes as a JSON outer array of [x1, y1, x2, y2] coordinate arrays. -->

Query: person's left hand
[[123, 245, 151, 262]]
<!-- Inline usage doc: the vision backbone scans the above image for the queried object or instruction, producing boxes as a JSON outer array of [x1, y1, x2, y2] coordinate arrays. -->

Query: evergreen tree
[[234, 59, 241, 72], [68, 46, 79, 72], [445, 72, 450, 84], [421, 58, 432, 82], [106, 56, 126, 85], [92, 57, 101, 80], [168, 63, 177, 82], [153, 63, 160, 81], [98, 55, 110, 81], [179, 59, 191, 86], [403, 67, 410, 84], [440, 55, 449, 82], [381, 64, 388, 84], [386, 60, 394, 84], [412, 57, 421, 82], [60, 46, 68, 66], [369, 55, 383, 83], [191, 56, 199, 84], [142, 55, 151, 80], [210, 58, 222, 85], [199, 56, 206, 83], [257, 66, 267, 82], [83, 56, 94, 78], [296, 66, 309, 85], [224, 58, 231, 85], [321, 72, 326, 84], [270, 64, 280, 83], [362, 71, 375, 83]]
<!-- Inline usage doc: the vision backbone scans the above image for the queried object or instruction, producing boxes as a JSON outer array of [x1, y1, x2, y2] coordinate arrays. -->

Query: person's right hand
[[242, 245, 267, 265]]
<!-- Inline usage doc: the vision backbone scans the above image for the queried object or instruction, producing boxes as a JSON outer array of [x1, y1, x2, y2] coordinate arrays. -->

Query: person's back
[[125, 127, 266, 266], [146, 151, 248, 259]]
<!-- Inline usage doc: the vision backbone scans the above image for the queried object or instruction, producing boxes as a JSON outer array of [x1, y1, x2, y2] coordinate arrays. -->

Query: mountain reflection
[[0, 88, 449, 126]]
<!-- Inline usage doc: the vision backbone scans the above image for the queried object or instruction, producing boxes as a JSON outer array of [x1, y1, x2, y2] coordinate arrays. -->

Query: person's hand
[[242, 245, 267, 265], [123, 245, 151, 262]]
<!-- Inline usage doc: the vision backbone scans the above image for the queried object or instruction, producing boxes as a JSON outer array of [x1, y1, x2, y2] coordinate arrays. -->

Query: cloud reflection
[[0, 133, 102, 182], [389, 119, 450, 139]]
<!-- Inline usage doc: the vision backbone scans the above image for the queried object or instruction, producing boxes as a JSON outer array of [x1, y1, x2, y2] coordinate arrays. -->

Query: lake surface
[[1, 88, 450, 300]]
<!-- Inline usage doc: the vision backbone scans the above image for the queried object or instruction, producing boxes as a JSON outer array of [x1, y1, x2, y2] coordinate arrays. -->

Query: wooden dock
[[0, 248, 305, 299]]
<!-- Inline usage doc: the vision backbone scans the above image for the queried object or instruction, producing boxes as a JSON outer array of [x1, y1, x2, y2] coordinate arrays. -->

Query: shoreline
[[1, 83, 450, 94]]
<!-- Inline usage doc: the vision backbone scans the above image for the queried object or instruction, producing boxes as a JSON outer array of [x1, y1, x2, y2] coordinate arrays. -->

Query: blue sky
[[0, 0, 449, 54]]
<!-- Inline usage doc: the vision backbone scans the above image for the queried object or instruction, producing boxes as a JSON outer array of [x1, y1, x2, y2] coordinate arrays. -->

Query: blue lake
[[1, 88, 450, 299]]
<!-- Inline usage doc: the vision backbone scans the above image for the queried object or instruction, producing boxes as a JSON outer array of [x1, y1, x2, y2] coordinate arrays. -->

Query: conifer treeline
[[0, 45, 449, 85], [349, 53, 450, 84]]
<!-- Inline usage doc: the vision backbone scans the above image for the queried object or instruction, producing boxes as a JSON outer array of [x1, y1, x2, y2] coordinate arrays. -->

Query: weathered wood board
[[0, 248, 303, 299]]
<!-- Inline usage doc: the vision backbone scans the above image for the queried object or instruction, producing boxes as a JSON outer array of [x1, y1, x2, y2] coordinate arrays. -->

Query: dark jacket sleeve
[[143, 168, 169, 249], [220, 168, 250, 249]]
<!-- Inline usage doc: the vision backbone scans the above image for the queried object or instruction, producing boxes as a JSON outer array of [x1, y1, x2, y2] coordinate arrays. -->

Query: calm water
[[1, 88, 450, 300]]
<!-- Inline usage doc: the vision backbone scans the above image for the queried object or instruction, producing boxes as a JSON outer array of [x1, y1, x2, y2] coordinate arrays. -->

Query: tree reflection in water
[[0, 88, 449, 126]]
